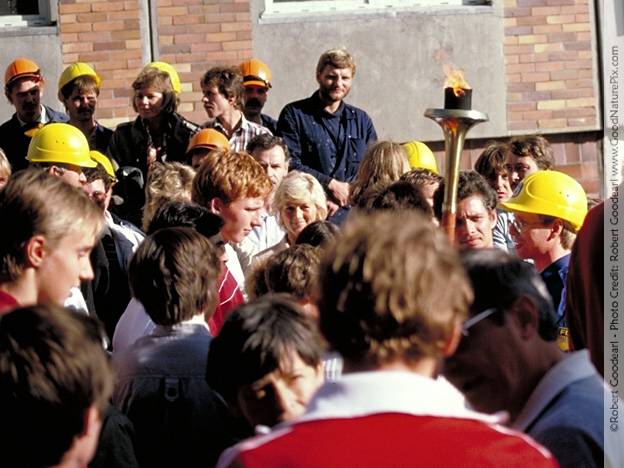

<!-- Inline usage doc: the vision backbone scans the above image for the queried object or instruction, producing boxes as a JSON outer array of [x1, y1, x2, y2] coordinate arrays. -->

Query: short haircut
[[0, 169, 103, 283], [350, 140, 409, 206], [132, 68, 178, 114], [508, 135, 554, 170], [206, 294, 323, 406], [246, 133, 290, 161], [273, 171, 328, 221], [201, 66, 244, 109], [319, 211, 472, 367], [460, 248, 558, 341], [433, 171, 497, 220], [192, 149, 272, 206], [372, 180, 433, 217], [128, 227, 220, 326], [295, 220, 339, 248], [142, 161, 196, 231], [400, 168, 443, 188], [263, 245, 322, 300], [0, 305, 112, 467], [354, 182, 391, 212], [59, 74, 100, 100], [85, 164, 115, 192], [316, 48, 356, 76], [474, 141, 508, 182], [147, 200, 224, 238], [537, 214, 576, 250]]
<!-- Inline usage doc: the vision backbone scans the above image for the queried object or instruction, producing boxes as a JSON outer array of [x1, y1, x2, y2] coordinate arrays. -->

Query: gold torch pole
[[424, 108, 488, 243]]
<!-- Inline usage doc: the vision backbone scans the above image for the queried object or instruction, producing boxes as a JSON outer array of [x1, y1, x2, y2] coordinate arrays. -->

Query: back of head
[[0, 305, 112, 467], [371, 180, 433, 217], [460, 248, 558, 341], [192, 149, 271, 206], [508, 135, 554, 170], [206, 294, 322, 406], [350, 140, 409, 205], [433, 171, 497, 220], [147, 200, 224, 237], [0, 169, 103, 283], [129, 226, 219, 326], [263, 245, 322, 300], [295, 220, 339, 248], [319, 211, 472, 368]]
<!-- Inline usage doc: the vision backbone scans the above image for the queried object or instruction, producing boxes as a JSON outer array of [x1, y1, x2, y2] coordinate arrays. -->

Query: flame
[[443, 65, 471, 97]]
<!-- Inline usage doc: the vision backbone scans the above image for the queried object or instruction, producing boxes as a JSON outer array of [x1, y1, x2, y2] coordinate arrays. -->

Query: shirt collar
[[17, 105, 47, 127]]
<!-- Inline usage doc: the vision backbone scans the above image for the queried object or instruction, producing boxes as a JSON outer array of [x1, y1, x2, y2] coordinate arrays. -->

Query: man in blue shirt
[[277, 49, 377, 212]]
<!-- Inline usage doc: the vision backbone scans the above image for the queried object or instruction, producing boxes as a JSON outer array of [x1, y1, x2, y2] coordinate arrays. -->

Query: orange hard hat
[[240, 58, 272, 89], [187, 128, 230, 154], [5, 58, 42, 89]]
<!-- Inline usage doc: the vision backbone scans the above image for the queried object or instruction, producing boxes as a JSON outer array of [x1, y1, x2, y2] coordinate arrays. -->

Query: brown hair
[[0, 305, 112, 467], [192, 149, 271, 206], [474, 141, 508, 182], [132, 68, 178, 115], [263, 245, 322, 300], [399, 168, 443, 188], [0, 169, 103, 283], [59, 74, 100, 100], [350, 141, 409, 206], [433, 171, 497, 220], [129, 227, 220, 326], [507, 135, 554, 170], [316, 48, 356, 76], [319, 211, 472, 367], [200, 66, 244, 109]]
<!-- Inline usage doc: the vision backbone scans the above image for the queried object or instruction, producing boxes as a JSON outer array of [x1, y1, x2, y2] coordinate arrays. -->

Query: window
[[263, 0, 489, 16], [0, 0, 56, 27]]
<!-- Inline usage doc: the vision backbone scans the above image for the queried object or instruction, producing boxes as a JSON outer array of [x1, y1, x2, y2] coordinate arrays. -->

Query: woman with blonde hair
[[254, 171, 327, 263]]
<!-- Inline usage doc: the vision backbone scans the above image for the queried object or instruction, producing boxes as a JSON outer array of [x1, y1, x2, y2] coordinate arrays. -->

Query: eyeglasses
[[462, 308, 499, 337], [508, 217, 549, 233]]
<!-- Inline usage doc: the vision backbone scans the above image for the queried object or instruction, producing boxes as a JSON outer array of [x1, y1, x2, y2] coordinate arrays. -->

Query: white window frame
[[0, 0, 56, 27]]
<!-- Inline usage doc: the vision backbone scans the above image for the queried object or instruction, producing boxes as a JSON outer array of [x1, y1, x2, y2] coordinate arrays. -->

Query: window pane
[[0, 0, 39, 15]]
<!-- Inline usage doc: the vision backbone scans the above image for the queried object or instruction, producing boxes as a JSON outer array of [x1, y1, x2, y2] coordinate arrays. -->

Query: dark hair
[[433, 171, 497, 220], [132, 68, 178, 115], [206, 294, 323, 406], [201, 66, 244, 109], [85, 165, 115, 192], [399, 168, 443, 187], [295, 220, 339, 248], [507, 135, 554, 170], [460, 248, 558, 341], [263, 245, 322, 300], [474, 141, 508, 182], [59, 74, 100, 100], [147, 200, 224, 237], [0, 305, 112, 467], [246, 134, 290, 161], [129, 227, 220, 326], [372, 180, 433, 217]]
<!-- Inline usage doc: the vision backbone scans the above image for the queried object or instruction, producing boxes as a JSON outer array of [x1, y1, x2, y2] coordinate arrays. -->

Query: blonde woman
[[254, 171, 327, 264]]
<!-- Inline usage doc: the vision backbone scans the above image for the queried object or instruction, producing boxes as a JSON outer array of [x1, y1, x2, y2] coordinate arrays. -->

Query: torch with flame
[[443, 65, 472, 110]]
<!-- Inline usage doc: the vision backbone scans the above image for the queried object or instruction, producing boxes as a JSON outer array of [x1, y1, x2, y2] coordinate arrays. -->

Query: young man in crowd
[[0, 305, 113, 467], [445, 248, 619, 468], [0, 57, 68, 171], [277, 49, 377, 212], [502, 170, 587, 349], [505, 135, 554, 190], [201, 66, 271, 151], [240, 58, 277, 133], [217, 212, 556, 467], [58, 62, 113, 153], [192, 149, 272, 292], [433, 171, 498, 250]]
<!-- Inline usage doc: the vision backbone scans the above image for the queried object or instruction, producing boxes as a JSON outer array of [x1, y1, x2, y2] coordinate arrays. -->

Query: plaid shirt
[[207, 113, 271, 152]]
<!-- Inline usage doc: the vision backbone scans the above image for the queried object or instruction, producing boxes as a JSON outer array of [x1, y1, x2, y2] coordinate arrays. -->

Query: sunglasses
[[462, 308, 500, 337]]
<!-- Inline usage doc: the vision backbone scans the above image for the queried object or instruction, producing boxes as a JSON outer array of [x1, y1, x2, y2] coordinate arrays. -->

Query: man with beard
[[240, 58, 277, 134], [0, 57, 68, 171], [58, 62, 113, 154], [277, 49, 376, 213]]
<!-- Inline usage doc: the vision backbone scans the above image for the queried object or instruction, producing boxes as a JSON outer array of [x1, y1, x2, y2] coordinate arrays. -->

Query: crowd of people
[[0, 48, 618, 467]]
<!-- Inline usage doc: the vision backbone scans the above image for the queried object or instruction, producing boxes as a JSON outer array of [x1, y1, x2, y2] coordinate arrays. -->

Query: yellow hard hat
[[240, 58, 272, 89], [143, 61, 181, 94], [58, 62, 100, 92], [501, 170, 588, 232], [187, 128, 230, 154], [403, 140, 438, 173], [26, 123, 96, 168], [89, 150, 117, 181]]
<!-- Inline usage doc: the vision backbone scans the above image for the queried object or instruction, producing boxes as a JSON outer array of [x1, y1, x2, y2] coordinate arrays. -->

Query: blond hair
[[0, 169, 104, 282], [273, 171, 328, 222], [316, 48, 356, 75]]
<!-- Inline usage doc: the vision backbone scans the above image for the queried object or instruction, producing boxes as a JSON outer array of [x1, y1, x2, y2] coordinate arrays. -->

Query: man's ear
[[25, 235, 47, 268], [547, 218, 564, 241], [489, 208, 497, 227], [443, 316, 463, 358], [210, 197, 224, 215], [509, 295, 540, 340]]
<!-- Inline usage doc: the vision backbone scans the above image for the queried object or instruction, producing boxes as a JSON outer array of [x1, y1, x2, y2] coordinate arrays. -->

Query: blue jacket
[[0, 105, 68, 171], [277, 92, 377, 187]]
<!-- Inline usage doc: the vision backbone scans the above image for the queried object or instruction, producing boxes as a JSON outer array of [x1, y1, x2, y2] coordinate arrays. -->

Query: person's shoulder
[[45, 106, 68, 122], [0, 113, 18, 132], [343, 101, 373, 119], [281, 93, 317, 113], [172, 112, 201, 134]]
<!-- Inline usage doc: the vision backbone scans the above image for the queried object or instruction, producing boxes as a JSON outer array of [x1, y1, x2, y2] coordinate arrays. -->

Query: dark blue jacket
[[277, 92, 377, 187], [0, 105, 68, 171]]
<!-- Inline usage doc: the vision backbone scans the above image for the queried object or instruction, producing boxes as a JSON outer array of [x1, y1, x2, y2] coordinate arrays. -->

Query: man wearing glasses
[[501, 170, 587, 350], [445, 248, 618, 468]]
